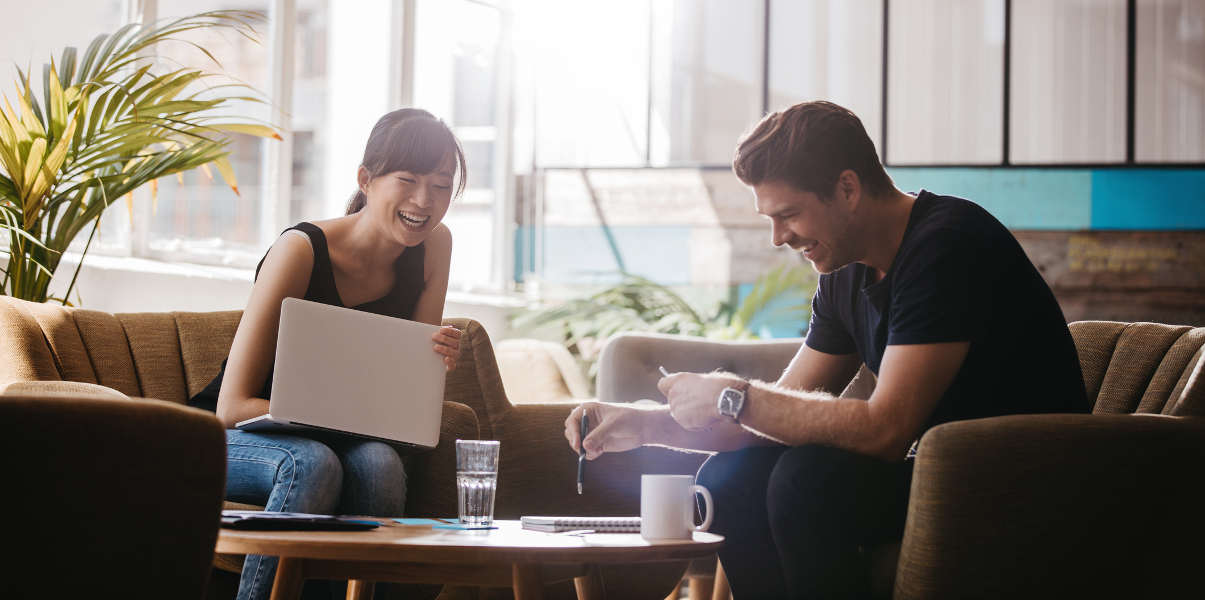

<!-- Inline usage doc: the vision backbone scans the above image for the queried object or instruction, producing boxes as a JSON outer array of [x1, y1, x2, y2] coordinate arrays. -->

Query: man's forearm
[[738, 383, 901, 459], [642, 405, 779, 453]]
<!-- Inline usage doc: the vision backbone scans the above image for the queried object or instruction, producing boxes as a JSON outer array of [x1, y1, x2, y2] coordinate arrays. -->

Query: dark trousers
[[696, 445, 913, 600]]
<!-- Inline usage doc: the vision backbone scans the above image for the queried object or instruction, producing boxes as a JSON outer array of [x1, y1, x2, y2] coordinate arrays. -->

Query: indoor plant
[[0, 10, 279, 303], [512, 261, 817, 386]]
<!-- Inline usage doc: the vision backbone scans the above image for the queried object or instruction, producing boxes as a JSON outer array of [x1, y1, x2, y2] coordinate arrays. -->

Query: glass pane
[[768, 0, 883, 150], [150, 0, 273, 266], [290, 0, 329, 224], [415, 0, 504, 290], [0, 1, 128, 254], [1136, 0, 1205, 162], [650, 0, 764, 165], [887, 0, 1004, 164], [322, 1, 391, 218], [1011, 0, 1126, 164], [515, 0, 649, 166]]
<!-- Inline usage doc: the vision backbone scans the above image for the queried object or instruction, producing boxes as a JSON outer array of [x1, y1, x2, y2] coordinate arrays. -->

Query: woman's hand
[[431, 325, 463, 371]]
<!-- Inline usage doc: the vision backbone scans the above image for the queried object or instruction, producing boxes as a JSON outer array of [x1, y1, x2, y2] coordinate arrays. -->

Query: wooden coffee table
[[216, 519, 723, 600]]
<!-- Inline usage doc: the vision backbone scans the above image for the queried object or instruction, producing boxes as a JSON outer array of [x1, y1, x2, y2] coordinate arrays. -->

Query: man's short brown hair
[[733, 101, 892, 198]]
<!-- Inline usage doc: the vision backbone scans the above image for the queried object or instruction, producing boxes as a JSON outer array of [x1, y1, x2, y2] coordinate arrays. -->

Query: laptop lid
[[267, 297, 445, 448]]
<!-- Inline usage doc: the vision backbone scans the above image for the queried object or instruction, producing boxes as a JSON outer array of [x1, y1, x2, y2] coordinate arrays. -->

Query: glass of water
[[455, 439, 500, 525]]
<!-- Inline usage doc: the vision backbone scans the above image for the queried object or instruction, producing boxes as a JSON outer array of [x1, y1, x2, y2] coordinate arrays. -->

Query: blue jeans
[[225, 430, 407, 600]]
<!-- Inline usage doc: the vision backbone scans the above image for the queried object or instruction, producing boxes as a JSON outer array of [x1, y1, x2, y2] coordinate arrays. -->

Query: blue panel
[[734, 283, 810, 339], [540, 226, 693, 284], [1090, 169, 1205, 230], [887, 168, 1093, 230]]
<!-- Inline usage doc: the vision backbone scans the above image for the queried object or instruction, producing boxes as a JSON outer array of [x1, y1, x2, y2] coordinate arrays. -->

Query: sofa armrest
[[490, 401, 708, 518], [401, 400, 479, 518], [0, 380, 131, 401], [895, 413, 1205, 599], [597, 332, 804, 404]]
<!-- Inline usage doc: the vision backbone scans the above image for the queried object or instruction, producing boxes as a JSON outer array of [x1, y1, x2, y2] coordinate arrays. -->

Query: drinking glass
[[455, 439, 500, 525]]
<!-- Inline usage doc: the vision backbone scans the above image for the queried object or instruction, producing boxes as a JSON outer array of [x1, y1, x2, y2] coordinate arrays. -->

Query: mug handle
[[692, 484, 713, 532]]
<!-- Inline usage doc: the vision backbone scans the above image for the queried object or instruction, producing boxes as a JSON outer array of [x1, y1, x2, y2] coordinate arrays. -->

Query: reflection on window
[[517, 0, 649, 167], [150, 0, 272, 266], [290, 0, 329, 224], [1137, 0, 1205, 162], [650, 0, 764, 165], [1011, 0, 1126, 164], [415, 0, 504, 289], [887, 0, 1004, 164], [768, 0, 882, 148]]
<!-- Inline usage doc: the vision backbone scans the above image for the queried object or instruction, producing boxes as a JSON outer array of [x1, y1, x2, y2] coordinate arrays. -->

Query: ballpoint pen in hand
[[577, 411, 588, 495]]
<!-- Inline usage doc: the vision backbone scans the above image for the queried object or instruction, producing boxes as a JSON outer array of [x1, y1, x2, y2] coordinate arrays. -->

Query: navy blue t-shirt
[[805, 191, 1088, 434]]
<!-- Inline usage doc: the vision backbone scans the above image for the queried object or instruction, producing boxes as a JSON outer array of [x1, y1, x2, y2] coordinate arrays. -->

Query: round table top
[[216, 519, 724, 565]]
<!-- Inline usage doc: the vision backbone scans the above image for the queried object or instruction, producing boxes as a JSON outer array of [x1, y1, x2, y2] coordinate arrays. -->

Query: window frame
[[534, 0, 1205, 171]]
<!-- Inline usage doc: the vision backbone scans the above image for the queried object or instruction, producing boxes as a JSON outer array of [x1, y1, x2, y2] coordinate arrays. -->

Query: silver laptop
[[235, 297, 446, 448]]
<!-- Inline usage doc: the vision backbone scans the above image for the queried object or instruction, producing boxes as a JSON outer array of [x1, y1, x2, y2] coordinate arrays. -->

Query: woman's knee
[[281, 437, 344, 494], [337, 441, 407, 514], [341, 441, 406, 481]]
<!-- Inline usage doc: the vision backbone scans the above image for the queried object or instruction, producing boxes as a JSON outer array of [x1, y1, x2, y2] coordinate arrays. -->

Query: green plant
[[512, 262, 818, 385], [0, 10, 279, 303]]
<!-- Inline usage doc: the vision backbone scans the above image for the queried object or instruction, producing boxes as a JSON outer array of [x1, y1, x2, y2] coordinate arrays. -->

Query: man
[[564, 101, 1088, 599]]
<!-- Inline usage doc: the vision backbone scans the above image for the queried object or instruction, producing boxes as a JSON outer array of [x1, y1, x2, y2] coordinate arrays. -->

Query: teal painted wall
[[888, 167, 1205, 230]]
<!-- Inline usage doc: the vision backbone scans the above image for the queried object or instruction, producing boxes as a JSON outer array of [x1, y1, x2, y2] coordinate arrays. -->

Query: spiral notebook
[[520, 516, 641, 533]]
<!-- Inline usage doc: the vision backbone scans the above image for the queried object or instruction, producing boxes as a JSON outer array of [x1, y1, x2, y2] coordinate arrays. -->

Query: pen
[[577, 411, 588, 495]]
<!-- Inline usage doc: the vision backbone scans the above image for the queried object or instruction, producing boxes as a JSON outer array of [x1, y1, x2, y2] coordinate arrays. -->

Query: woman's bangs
[[377, 118, 457, 178]]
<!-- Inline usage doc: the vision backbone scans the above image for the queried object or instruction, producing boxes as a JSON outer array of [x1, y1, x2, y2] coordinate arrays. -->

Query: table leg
[[512, 564, 546, 600], [573, 564, 605, 600], [269, 557, 305, 600], [346, 579, 374, 600]]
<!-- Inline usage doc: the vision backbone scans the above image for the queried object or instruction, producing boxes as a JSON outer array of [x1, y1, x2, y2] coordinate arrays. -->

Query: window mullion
[[262, 0, 295, 244]]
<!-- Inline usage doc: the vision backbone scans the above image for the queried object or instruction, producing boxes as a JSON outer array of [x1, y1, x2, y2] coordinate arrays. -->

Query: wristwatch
[[717, 379, 750, 423]]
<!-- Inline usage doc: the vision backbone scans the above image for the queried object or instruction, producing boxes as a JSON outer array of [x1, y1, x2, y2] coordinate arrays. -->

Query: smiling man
[[564, 101, 1089, 599]]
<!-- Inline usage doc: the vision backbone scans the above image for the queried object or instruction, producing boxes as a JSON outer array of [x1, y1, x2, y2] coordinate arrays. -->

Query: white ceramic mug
[[640, 474, 714, 540]]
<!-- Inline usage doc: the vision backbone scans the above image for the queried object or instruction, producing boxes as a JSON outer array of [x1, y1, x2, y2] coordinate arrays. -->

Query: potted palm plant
[[0, 10, 279, 303]]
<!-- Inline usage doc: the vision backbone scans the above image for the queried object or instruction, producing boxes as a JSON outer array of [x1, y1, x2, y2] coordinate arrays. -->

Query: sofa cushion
[[174, 310, 242, 397], [117, 313, 190, 404], [71, 309, 142, 397]]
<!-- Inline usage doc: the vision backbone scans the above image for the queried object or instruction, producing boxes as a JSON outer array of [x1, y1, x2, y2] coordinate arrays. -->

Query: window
[[149, 0, 273, 266], [649, 0, 765, 165], [517, 0, 650, 167], [768, 0, 883, 146], [887, 0, 1005, 165], [414, 0, 510, 290], [1011, 0, 1127, 164], [1137, 0, 1205, 162]]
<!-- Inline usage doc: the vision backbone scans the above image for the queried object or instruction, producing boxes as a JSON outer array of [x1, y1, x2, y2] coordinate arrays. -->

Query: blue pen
[[577, 411, 588, 494]]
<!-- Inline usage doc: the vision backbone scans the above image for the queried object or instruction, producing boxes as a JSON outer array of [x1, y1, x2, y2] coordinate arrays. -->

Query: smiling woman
[[185, 107, 468, 600]]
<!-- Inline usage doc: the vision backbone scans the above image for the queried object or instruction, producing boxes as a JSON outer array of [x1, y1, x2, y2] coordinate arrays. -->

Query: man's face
[[753, 179, 858, 274]]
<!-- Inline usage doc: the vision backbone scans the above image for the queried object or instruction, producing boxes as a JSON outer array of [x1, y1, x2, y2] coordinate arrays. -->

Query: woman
[[189, 108, 465, 600]]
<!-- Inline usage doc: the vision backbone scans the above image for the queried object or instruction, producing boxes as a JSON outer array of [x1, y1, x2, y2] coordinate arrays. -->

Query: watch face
[[720, 388, 742, 416]]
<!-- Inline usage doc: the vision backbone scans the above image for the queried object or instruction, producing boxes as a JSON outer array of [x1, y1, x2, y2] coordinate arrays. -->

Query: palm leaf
[[0, 10, 279, 302]]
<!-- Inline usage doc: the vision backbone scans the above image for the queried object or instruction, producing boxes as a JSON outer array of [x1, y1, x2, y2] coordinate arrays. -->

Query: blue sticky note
[[394, 518, 443, 526], [433, 523, 498, 530]]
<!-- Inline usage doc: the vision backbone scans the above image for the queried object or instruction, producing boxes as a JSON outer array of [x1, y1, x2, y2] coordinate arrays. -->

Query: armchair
[[592, 321, 1205, 598]]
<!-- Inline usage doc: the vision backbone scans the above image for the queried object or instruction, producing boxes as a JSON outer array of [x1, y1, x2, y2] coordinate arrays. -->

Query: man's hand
[[564, 401, 647, 460], [658, 372, 744, 431]]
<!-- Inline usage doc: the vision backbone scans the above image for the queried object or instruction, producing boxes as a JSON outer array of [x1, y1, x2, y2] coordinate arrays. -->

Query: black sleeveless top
[[188, 222, 426, 412]]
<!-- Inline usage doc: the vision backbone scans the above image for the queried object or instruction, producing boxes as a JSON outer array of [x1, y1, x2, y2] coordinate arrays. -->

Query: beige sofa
[[0, 296, 696, 599]]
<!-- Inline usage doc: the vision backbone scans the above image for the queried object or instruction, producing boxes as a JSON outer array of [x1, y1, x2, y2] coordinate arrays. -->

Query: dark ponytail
[[345, 108, 467, 215]]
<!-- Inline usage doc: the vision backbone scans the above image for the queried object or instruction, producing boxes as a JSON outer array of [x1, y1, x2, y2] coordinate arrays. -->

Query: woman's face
[[359, 160, 455, 247]]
